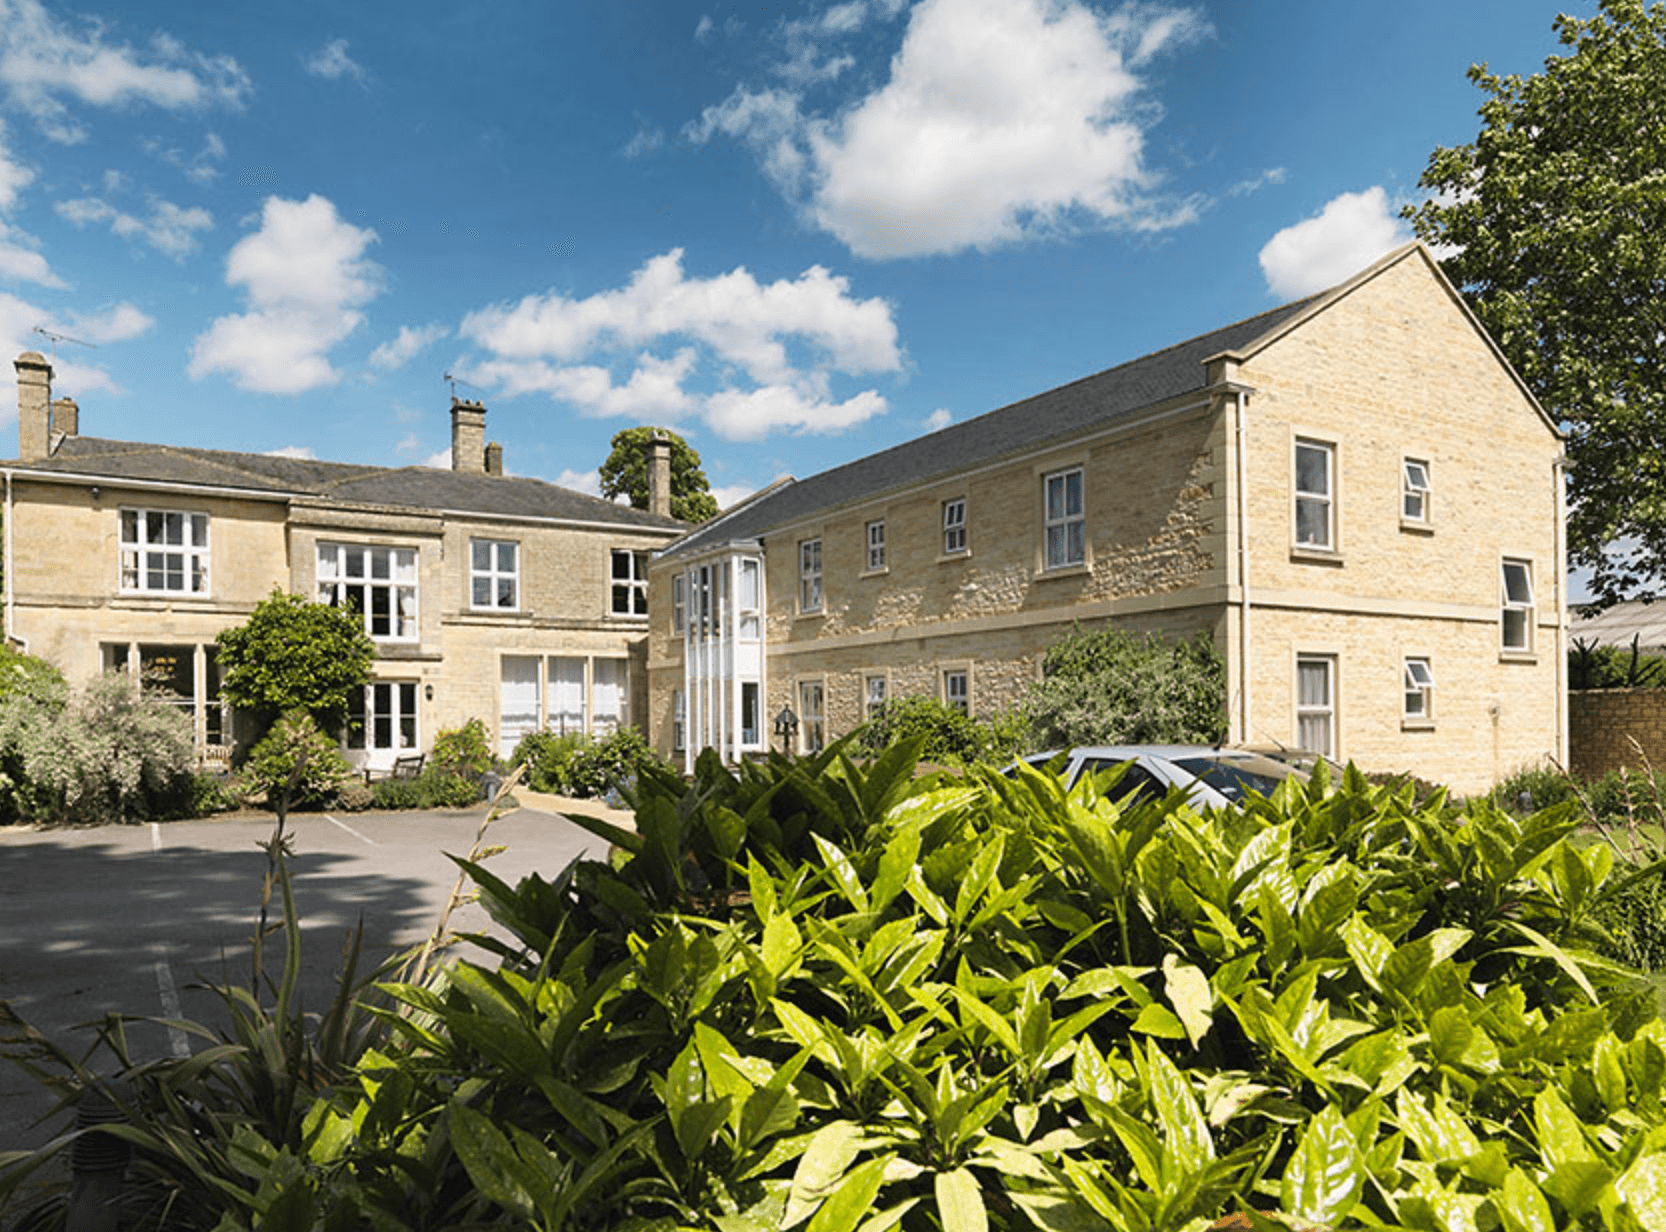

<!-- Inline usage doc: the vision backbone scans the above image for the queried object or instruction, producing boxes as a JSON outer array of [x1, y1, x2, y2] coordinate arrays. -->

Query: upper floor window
[[739, 557, 761, 637], [470, 539, 518, 610], [318, 543, 418, 641], [1044, 467, 1085, 569], [611, 549, 648, 616], [121, 508, 209, 594], [866, 520, 886, 571], [943, 498, 967, 555], [1501, 558, 1535, 653], [671, 573, 686, 634], [800, 538, 823, 613], [1402, 458, 1431, 524], [1294, 438, 1334, 550]]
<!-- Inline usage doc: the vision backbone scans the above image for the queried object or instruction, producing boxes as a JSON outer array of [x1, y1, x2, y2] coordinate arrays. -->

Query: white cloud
[[56, 194, 214, 259], [189, 194, 382, 394], [369, 322, 448, 371], [62, 301, 153, 343], [0, 122, 32, 212], [695, 15, 715, 42], [1258, 187, 1411, 299], [460, 248, 901, 439], [708, 481, 757, 511], [691, 0, 1209, 259], [303, 38, 365, 84], [0, 291, 135, 407], [0, 0, 250, 143], [923, 407, 952, 431], [420, 447, 451, 469], [144, 131, 226, 184], [264, 444, 316, 459], [556, 467, 603, 496], [0, 120, 61, 288], [621, 124, 665, 159]]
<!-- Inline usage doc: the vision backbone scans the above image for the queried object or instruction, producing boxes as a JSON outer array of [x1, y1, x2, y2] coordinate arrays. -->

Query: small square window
[[943, 498, 967, 555], [470, 538, 519, 610], [1404, 657, 1434, 721], [1403, 459, 1431, 523], [865, 674, 887, 720], [943, 668, 968, 716], [611, 549, 648, 616]]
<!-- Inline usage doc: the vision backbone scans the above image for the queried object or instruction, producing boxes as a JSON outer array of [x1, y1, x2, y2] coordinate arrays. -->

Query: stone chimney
[[647, 430, 672, 519], [485, 441, 503, 476], [15, 351, 52, 461], [450, 398, 486, 473], [51, 396, 78, 439]]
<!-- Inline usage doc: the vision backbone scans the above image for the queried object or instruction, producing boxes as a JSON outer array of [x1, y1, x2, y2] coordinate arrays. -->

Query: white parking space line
[[151, 822, 161, 852], [149, 943, 191, 1059], [324, 814, 378, 845]]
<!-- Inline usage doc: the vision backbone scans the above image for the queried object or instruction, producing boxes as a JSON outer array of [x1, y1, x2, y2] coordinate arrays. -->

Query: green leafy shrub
[[429, 717, 494, 778], [0, 645, 65, 708], [238, 710, 354, 818], [855, 694, 1023, 767], [1570, 633, 1666, 689], [12, 742, 1666, 1229], [367, 765, 484, 810], [1022, 623, 1226, 750], [0, 672, 196, 824], [214, 590, 374, 737], [512, 725, 667, 797]]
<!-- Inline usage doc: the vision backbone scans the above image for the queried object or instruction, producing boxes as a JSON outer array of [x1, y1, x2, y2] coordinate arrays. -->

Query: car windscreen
[[1078, 759, 1167, 806], [1171, 754, 1309, 803]]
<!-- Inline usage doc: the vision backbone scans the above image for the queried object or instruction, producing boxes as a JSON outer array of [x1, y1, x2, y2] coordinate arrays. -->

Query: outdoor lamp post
[[773, 705, 798, 755]]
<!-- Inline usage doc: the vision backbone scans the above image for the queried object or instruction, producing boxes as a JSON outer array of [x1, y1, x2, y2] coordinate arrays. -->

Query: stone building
[[646, 244, 1567, 793], [4, 352, 683, 773]]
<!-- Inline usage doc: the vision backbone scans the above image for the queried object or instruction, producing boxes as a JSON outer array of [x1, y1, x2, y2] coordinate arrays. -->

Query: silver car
[[1010, 744, 1314, 809]]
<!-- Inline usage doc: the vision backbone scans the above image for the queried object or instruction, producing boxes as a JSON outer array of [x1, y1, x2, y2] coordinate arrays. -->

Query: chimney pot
[[15, 351, 52, 461], [52, 396, 78, 439], [485, 441, 503, 476], [450, 398, 487, 473]]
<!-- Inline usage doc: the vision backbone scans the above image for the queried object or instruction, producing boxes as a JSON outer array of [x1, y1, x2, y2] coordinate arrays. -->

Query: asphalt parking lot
[[0, 803, 609, 1156]]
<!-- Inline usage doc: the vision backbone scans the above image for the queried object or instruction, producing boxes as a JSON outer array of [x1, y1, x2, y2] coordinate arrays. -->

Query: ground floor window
[[942, 668, 969, 716], [347, 681, 419, 755], [865, 674, 887, 720], [1296, 654, 1335, 757], [799, 680, 825, 753], [492, 653, 632, 754], [500, 657, 541, 758], [102, 641, 228, 752], [592, 658, 629, 733], [741, 681, 759, 747]]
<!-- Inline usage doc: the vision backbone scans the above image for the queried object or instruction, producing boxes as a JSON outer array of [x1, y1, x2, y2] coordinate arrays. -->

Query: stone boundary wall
[[1569, 688, 1666, 780]]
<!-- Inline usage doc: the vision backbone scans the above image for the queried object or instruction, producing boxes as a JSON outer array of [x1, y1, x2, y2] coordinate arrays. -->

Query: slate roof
[[1571, 601, 1666, 652], [662, 292, 1319, 561], [10, 434, 684, 532]]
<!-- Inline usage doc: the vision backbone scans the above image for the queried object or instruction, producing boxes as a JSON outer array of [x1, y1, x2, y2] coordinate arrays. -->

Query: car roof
[[1029, 745, 1263, 759]]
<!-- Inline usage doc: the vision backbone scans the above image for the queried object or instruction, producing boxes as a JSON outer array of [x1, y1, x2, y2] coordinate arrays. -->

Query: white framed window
[[1294, 438, 1334, 550], [672, 573, 686, 634], [346, 681, 419, 752], [1501, 558, 1535, 653], [470, 539, 519, 610], [318, 543, 418, 642], [866, 520, 886, 572], [611, 550, 648, 616], [549, 657, 586, 735], [1404, 657, 1434, 722], [865, 674, 887, 720], [739, 557, 761, 638], [592, 658, 629, 732], [1402, 459, 1431, 524], [943, 668, 969, 716], [499, 656, 540, 758], [799, 680, 825, 753], [800, 538, 823, 613], [120, 508, 210, 594], [1044, 467, 1085, 569], [1296, 654, 1335, 757], [673, 688, 686, 751], [741, 682, 760, 747], [943, 498, 967, 555]]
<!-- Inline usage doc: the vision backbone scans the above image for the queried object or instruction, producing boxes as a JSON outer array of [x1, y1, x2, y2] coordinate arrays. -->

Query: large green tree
[[1405, 0, 1666, 604], [215, 590, 375, 736], [598, 426, 719, 523]]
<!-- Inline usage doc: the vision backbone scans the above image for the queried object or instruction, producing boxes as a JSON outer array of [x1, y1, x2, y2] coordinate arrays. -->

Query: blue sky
[[0, 0, 1570, 513]]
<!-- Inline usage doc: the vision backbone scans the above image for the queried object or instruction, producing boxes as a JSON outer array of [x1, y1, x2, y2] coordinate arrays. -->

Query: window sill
[[1037, 562, 1090, 580], [1499, 649, 1538, 664], [608, 613, 650, 622], [860, 567, 890, 579], [115, 591, 217, 604], [1399, 519, 1434, 535], [374, 645, 441, 662], [937, 551, 971, 565], [1289, 545, 1345, 566], [1401, 717, 1436, 732], [796, 609, 826, 622]]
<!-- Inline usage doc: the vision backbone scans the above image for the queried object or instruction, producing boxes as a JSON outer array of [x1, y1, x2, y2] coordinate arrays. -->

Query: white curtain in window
[[549, 658, 586, 736], [500, 657, 541, 758], [592, 658, 626, 732]]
